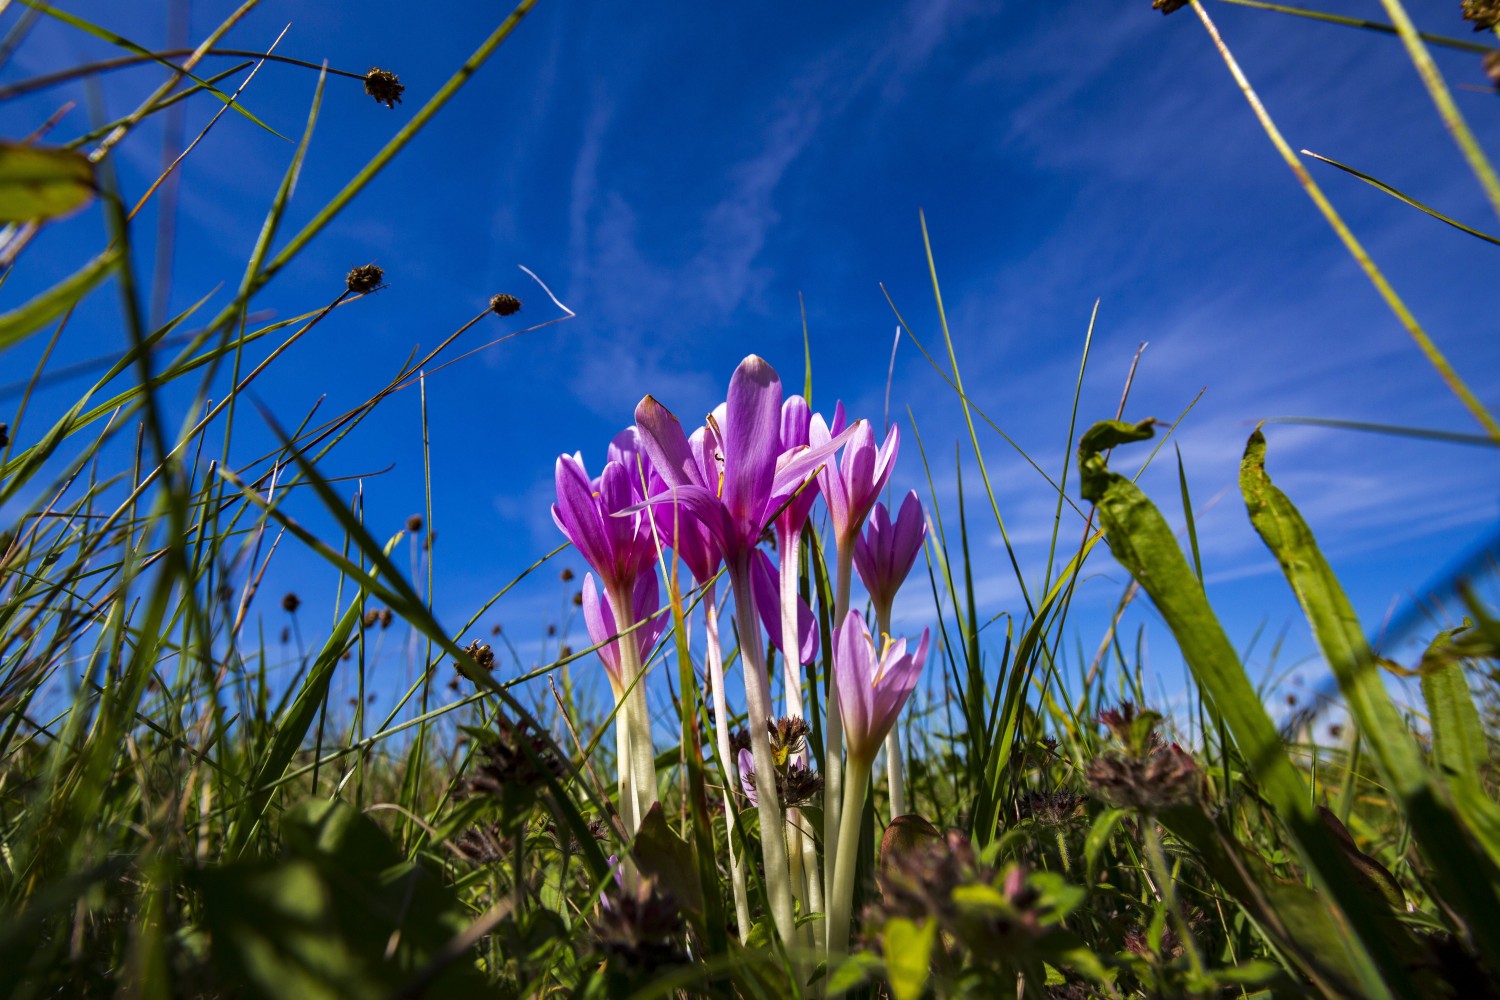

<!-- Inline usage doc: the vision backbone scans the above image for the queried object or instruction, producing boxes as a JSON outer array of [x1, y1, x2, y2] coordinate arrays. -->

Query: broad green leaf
[[0, 246, 119, 351], [632, 801, 706, 925], [1420, 621, 1488, 783], [882, 917, 936, 1000], [1084, 807, 1125, 884], [200, 799, 494, 1000], [1241, 428, 1500, 970], [0, 142, 95, 221], [1079, 419, 1412, 999]]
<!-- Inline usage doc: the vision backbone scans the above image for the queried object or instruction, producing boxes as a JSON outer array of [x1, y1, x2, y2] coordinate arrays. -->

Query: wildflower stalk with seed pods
[[635, 355, 853, 947], [854, 490, 927, 818], [826, 610, 928, 961]]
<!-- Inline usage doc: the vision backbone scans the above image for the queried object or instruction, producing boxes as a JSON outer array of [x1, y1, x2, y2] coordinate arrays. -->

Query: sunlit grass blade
[[1302, 149, 1500, 247], [1188, 0, 1500, 445]]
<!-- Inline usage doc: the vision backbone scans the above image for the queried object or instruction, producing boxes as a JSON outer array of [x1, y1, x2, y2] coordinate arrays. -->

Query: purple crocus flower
[[551, 455, 657, 597], [648, 425, 723, 585], [810, 414, 899, 545], [633, 356, 852, 568], [854, 490, 927, 614], [751, 549, 818, 666], [581, 572, 668, 691], [833, 610, 929, 764], [773, 395, 834, 544]]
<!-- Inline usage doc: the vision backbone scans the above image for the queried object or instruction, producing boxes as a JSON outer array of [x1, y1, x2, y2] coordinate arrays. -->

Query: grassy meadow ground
[[2, 1, 1500, 997]]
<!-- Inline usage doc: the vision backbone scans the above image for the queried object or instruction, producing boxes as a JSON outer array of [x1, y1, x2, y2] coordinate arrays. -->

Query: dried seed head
[[406, 513, 424, 533], [460, 717, 565, 802], [378, 608, 394, 629], [559, 644, 573, 658], [491, 623, 503, 635], [1097, 703, 1165, 757], [1464, 0, 1500, 30], [593, 875, 687, 971], [1485, 50, 1500, 88], [560, 567, 575, 582], [1086, 741, 1201, 813], [281, 592, 301, 613], [489, 293, 522, 316], [1152, 0, 1189, 12], [728, 727, 752, 756], [453, 821, 509, 864], [362, 608, 380, 628], [363, 67, 405, 108], [740, 752, 823, 808], [1015, 789, 1087, 826], [768, 715, 811, 765], [546, 623, 557, 637], [571, 591, 583, 607], [345, 263, 384, 294], [280, 626, 291, 644], [461, 639, 496, 673]]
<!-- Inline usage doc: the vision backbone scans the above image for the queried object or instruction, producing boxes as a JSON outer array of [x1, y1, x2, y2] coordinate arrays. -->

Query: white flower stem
[[704, 584, 751, 941], [777, 532, 812, 951], [607, 583, 658, 836], [875, 601, 907, 818], [729, 559, 796, 947], [821, 540, 855, 935], [612, 681, 637, 844], [827, 752, 872, 962]]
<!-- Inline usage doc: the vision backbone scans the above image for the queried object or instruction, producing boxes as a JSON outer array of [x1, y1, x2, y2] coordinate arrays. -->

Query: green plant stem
[[1141, 819, 1205, 981], [704, 586, 752, 940], [1375, 0, 1500, 223], [1189, 0, 1500, 445], [827, 752, 872, 963], [875, 600, 907, 818], [822, 538, 855, 938], [729, 559, 796, 945]]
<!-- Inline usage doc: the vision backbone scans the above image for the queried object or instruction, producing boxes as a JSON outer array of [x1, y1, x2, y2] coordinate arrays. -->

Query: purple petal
[[780, 395, 812, 451], [581, 574, 622, 686], [891, 490, 927, 577], [833, 611, 877, 759], [737, 747, 759, 806], [865, 628, 927, 756], [751, 550, 820, 665], [635, 395, 705, 492], [721, 356, 782, 537], [553, 456, 614, 584]]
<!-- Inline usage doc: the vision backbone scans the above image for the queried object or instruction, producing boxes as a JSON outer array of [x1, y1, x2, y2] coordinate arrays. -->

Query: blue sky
[[3, 0, 1498, 729]]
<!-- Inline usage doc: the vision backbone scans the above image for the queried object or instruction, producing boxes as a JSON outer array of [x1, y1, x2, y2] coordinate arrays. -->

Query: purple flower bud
[[854, 491, 926, 612]]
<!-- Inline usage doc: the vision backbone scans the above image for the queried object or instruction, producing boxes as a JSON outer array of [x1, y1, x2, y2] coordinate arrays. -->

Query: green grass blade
[[0, 246, 119, 351], [1188, 0, 1500, 444], [1216, 0, 1498, 55], [1302, 149, 1500, 247], [1374, 0, 1500, 223], [19, 0, 284, 138]]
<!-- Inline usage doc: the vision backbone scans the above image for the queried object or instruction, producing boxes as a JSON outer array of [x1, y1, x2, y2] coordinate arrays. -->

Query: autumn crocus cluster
[[551, 354, 930, 963]]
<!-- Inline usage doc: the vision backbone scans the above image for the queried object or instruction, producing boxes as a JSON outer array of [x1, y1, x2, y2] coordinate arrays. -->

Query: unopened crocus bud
[[854, 490, 926, 613]]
